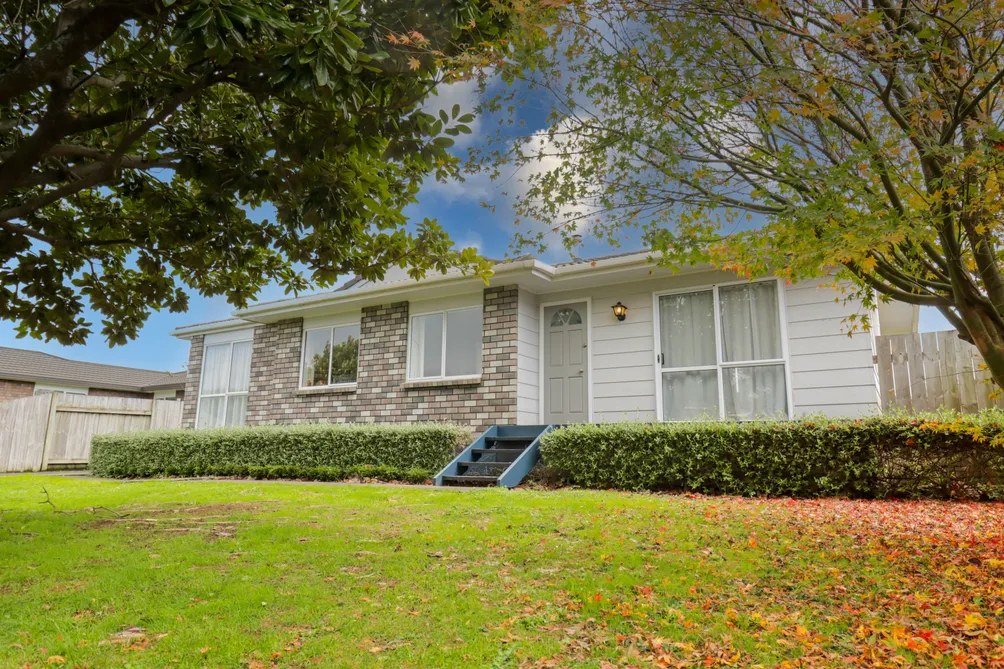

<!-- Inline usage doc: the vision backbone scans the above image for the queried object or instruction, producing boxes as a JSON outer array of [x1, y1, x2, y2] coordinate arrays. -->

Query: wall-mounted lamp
[[611, 302, 628, 322]]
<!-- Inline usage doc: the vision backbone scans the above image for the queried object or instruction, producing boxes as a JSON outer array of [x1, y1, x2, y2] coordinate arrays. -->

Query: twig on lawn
[[38, 487, 122, 516]]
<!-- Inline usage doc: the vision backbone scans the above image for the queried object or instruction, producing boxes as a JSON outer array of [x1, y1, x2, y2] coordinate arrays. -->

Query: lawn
[[0, 477, 1002, 668]]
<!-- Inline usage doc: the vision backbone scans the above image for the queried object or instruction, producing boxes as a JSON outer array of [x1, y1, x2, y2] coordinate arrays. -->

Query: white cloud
[[423, 78, 484, 150]]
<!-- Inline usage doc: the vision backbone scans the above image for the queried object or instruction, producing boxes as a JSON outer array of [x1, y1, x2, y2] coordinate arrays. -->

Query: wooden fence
[[876, 330, 1003, 413], [0, 394, 182, 473]]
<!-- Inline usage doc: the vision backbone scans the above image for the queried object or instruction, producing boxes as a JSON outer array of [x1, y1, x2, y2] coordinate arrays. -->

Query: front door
[[543, 303, 588, 423]]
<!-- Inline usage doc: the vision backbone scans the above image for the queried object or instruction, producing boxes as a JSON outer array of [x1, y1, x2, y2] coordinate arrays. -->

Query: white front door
[[543, 303, 588, 423]]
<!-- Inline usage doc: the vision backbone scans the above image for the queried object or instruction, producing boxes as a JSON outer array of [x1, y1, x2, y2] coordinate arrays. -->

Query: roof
[[0, 347, 187, 392], [172, 249, 662, 337]]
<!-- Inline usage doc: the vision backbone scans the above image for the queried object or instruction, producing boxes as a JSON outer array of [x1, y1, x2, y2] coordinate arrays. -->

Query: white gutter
[[171, 251, 659, 337]]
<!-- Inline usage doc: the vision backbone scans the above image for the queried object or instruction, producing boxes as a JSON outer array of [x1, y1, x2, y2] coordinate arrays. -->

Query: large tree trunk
[[955, 300, 1004, 393]]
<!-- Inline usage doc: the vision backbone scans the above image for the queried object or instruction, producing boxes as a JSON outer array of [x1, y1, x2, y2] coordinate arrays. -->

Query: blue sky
[[0, 80, 951, 372]]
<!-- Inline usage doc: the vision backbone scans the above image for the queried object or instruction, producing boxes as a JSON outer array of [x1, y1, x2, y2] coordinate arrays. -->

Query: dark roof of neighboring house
[[0, 347, 186, 393]]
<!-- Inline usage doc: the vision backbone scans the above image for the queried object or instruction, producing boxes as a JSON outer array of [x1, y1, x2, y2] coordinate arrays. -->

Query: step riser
[[434, 425, 552, 488]]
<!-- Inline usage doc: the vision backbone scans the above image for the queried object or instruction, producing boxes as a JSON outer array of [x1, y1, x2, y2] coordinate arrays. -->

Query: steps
[[435, 425, 553, 488]]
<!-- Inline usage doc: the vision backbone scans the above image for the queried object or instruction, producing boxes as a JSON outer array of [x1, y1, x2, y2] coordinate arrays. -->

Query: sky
[[0, 79, 952, 373]]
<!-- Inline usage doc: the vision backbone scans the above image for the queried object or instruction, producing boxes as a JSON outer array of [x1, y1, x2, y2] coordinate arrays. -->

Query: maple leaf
[[407, 58, 421, 71]]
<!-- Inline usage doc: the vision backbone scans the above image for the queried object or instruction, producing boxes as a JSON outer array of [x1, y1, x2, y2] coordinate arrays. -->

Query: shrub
[[539, 412, 1004, 499], [91, 423, 471, 480]]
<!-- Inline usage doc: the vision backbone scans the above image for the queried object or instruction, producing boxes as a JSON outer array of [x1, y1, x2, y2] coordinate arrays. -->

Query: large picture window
[[300, 324, 360, 388], [657, 280, 788, 420], [197, 339, 252, 428], [408, 307, 482, 380]]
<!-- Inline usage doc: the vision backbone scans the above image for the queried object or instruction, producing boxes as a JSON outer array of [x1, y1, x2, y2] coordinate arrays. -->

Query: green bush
[[91, 423, 471, 480], [540, 412, 1004, 499]]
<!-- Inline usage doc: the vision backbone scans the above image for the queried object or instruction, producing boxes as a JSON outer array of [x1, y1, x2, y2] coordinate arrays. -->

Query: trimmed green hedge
[[91, 423, 471, 480], [540, 412, 1004, 499]]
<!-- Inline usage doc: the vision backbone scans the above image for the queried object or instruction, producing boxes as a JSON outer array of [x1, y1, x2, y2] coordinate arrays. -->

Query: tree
[[487, 0, 1004, 388], [0, 0, 505, 345]]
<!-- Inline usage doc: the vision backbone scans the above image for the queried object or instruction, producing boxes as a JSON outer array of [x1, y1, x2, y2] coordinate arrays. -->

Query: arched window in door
[[550, 307, 582, 327]]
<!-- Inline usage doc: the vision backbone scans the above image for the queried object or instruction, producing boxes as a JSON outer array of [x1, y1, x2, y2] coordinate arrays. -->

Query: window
[[197, 340, 252, 428], [549, 307, 582, 326], [300, 323, 360, 387], [657, 280, 788, 420], [408, 307, 482, 379]]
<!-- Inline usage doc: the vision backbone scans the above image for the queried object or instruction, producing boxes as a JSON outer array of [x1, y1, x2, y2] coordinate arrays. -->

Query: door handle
[[578, 369, 584, 375]]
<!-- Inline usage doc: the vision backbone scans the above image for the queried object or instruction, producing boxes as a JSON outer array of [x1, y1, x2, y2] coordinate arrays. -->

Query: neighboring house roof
[[0, 347, 186, 392]]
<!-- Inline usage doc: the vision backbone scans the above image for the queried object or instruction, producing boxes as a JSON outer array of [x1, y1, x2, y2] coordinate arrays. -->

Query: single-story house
[[171, 251, 918, 431], [0, 347, 186, 402]]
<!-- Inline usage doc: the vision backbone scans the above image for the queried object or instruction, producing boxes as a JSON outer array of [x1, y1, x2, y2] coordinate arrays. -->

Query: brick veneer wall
[[236, 285, 519, 430], [181, 335, 204, 428], [0, 379, 34, 401]]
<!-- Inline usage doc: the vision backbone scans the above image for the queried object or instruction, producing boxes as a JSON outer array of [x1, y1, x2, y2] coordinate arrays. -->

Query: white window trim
[[194, 338, 252, 429], [298, 322, 361, 390], [406, 306, 483, 382], [652, 277, 793, 421]]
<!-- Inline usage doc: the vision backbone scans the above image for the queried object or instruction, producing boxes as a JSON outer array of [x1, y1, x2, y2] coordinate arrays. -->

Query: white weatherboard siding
[[784, 281, 879, 417], [516, 289, 540, 424], [512, 272, 881, 423], [528, 269, 740, 423]]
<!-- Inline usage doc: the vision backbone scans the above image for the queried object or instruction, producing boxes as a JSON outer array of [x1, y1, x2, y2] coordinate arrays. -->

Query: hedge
[[539, 412, 1004, 499], [90, 423, 471, 480]]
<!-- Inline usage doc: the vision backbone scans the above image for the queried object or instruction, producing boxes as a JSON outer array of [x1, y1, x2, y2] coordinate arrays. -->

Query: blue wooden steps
[[434, 425, 553, 488]]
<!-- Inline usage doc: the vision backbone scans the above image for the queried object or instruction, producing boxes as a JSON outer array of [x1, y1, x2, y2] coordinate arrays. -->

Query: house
[[171, 251, 917, 430], [0, 347, 186, 402]]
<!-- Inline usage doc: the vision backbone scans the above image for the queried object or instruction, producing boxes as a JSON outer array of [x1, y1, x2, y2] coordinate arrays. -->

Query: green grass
[[0, 476, 1000, 668]]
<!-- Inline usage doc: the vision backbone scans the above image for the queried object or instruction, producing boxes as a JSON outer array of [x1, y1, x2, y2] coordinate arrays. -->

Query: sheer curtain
[[225, 341, 252, 426], [197, 344, 231, 428], [718, 283, 786, 418], [659, 291, 716, 367], [445, 308, 482, 377], [659, 291, 718, 419], [201, 344, 231, 395]]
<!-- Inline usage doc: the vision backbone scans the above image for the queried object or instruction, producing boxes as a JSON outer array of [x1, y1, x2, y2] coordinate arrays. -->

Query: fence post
[[38, 393, 58, 471]]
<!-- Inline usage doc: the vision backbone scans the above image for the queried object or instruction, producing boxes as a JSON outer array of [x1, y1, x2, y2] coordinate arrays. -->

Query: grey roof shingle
[[0, 347, 186, 392]]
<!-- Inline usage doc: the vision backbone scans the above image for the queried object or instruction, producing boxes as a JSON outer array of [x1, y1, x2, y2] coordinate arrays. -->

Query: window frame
[[406, 305, 483, 381], [298, 322, 361, 390], [195, 337, 253, 429], [652, 277, 793, 421]]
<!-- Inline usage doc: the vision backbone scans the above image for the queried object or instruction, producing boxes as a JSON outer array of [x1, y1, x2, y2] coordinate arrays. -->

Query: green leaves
[[0, 0, 511, 345], [90, 423, 472, 477], [540, 412, 1004, 499], [490, 0, 1004, 388]]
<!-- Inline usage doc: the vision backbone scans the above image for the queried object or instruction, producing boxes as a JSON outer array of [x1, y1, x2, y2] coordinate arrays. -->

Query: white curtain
[[225, 395, 248, 426], [723, 365, 787, 419], [410, 313, 443, 378], [660, 291, 718, 419], [445, 307, 482, 377], [718, 283, 786, 418], [662, 370, 719, 420], [659, 291, 716, 368], [201, 344, 231, 395], [718, 283, 782, 362], [229, 341, 252, 393], [197, 396, 226, 429]]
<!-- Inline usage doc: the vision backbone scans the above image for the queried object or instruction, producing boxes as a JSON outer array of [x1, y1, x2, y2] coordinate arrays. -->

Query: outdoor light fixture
[[611, 302, 628, 321]]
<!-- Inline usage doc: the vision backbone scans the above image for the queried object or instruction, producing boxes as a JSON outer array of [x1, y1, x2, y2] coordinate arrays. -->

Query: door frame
[[538, 298, 594, 423]]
